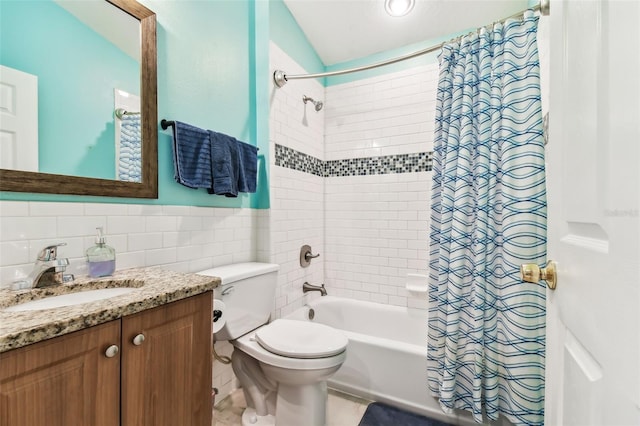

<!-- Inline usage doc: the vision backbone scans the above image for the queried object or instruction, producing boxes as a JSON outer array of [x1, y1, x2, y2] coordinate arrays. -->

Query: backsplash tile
[[0, 201, 264, 289]]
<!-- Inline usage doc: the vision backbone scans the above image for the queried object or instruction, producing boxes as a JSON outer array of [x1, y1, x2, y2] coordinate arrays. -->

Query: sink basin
[[3, 288, 136, 312]]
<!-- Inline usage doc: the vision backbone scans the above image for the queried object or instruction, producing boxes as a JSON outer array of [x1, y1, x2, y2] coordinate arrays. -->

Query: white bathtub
[[286, 296, 479, 426]]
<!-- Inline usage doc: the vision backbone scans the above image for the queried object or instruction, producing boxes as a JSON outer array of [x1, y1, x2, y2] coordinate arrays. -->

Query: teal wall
[[269, 0, 324, 78], [0, 0, 494, 208], [1, 0, 271, 209], [146, 0, 268, 208], [0, 1, 139, 179]]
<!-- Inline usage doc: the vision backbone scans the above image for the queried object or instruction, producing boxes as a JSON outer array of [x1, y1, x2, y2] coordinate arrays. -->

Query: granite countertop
[[0, 267, 219, 353]]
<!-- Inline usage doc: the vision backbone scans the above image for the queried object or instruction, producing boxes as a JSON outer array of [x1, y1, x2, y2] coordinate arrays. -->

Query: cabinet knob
[[132, 333, 145, 346], [105, 344, 119, 358]]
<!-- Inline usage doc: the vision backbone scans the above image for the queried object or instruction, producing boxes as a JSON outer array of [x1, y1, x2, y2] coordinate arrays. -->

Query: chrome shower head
[[302, 95, 323, 111]]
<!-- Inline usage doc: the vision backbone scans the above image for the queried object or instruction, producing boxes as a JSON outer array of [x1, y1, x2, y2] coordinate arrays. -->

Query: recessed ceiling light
[[384, 0, 415, 17]]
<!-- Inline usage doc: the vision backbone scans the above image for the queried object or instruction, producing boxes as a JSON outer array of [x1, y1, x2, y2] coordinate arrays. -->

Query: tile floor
[[213, 388, 371, 426]]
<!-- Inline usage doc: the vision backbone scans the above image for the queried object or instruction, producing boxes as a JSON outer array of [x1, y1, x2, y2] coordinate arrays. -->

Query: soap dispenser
[[86, 227, 116, 277]]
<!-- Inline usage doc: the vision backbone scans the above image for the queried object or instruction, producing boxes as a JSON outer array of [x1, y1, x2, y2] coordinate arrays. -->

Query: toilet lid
[[255, 319, 348, 359]]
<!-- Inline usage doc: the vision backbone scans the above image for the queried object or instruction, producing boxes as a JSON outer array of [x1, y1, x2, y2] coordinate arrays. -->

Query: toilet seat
[[255, 319, 348, 359], [232, 324, 347, 371]]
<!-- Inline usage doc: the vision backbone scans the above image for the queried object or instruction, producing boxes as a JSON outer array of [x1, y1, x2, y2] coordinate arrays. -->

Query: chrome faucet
[[19, 243, 74, 289], [303, 282, 327, 296]]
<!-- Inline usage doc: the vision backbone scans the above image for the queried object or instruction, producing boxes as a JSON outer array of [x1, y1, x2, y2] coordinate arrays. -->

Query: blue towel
[[237, 141, 258, 193], [208, 130, 239, 197], [207, 132, 258, 197], [171, 121, 212, 189]]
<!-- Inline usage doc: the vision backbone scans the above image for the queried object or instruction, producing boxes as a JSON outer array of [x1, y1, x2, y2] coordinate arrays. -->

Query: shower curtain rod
[[273, 0, 549, 88], [115, 108, 141, 119]]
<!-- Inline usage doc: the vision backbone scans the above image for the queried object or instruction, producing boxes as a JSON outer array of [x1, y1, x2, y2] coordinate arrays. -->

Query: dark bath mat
[[358, 402, 453, 426]]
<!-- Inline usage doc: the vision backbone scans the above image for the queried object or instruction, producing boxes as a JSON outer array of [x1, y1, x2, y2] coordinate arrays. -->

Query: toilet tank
[[197, 262, 279, 341]]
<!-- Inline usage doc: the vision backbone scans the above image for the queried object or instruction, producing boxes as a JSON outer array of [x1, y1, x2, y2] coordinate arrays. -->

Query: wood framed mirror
[[0, 0, 157, 198]]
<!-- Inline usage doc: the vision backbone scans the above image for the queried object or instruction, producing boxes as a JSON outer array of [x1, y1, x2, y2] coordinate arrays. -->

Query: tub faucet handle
[[300, 245, 320, 267]]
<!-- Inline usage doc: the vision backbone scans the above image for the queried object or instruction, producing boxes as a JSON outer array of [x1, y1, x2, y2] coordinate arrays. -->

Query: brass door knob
[[520, 260, 557, 290]]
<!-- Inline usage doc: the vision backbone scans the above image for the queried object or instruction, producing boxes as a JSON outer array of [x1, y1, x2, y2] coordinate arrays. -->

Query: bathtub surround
[[271, 41, 439, 312], [324, 61, 438, 308], [428, 12, 546, 425]]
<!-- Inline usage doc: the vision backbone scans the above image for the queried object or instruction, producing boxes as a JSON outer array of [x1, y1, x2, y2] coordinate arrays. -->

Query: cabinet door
[[0, 320, 121, 426], [121, 292, 212, 426]]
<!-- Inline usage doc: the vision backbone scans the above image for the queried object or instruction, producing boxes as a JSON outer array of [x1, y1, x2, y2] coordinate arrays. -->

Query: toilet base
[[274, 381, 328, 426], [241, 407, 275, 426], [240, 382, 329, 426]]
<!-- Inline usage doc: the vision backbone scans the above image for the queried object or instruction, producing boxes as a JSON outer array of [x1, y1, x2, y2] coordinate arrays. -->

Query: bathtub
[[285, 296, 478, 426]]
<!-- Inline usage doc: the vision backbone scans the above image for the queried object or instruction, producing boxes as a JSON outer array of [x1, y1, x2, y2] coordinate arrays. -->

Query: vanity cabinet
[[121, 291, 212, 425], [0, 292, 212, 426], [0, 320, 121, 426]]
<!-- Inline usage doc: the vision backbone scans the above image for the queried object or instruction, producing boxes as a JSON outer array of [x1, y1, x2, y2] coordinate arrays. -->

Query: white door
[[0, 65, 38, 172], [545, 0, 640, 425]]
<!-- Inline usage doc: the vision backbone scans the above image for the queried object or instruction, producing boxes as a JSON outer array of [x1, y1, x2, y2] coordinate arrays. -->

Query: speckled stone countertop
[[0, 267, 219, 353]]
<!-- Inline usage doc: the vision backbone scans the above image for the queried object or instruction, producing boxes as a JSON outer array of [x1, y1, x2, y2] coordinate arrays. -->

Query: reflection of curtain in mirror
[[118, 113, 142, 182], [115, 89, 141, 182]]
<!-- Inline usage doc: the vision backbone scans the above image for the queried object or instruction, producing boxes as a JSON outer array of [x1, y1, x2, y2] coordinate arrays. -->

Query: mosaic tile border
[[274, 144, 433, 177], [274, 144, 324, 176]]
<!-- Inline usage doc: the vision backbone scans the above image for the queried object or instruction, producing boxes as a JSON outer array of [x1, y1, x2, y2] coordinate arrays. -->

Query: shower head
[[302, 95, 323, 111]]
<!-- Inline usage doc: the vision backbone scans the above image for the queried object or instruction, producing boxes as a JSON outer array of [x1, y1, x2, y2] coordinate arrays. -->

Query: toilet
[[198, 262, 347, 426]]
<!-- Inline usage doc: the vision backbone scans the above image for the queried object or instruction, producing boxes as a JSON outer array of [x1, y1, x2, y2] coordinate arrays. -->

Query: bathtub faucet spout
[[303, 282, 327, 296]]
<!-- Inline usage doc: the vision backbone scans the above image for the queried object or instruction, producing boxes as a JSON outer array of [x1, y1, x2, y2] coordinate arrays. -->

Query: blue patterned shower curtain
[[427, 11, 546, 426]]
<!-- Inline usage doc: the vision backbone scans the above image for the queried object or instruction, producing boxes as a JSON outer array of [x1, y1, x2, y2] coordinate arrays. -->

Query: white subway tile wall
[[0, 200, 266, 403], [270, 45, 438, 309], [325, 172, 431, 309], [270, 42, 439, 309], [269, 42, 326, 319], [324, 64, 439, 161], [270, 42, 325, 162], [323, 63, 439, 309]]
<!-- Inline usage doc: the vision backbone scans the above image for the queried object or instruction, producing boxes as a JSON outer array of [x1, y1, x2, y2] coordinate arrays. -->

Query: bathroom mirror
[[0, 0, 158, 198]]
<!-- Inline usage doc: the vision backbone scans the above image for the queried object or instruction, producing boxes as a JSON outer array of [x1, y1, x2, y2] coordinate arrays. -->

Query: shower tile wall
[[269, 42, 326, 318], [325, 65, 438, 160], [271, 36, 440, 309], [0, 200, 267, 401], [324, 64, 439, 308]]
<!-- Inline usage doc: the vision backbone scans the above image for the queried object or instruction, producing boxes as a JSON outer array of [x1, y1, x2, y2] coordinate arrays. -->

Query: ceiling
[[283, 0, 530, 66]]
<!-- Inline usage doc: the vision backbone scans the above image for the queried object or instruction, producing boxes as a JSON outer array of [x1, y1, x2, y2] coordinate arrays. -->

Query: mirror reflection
[[0, 0, 141, 182]]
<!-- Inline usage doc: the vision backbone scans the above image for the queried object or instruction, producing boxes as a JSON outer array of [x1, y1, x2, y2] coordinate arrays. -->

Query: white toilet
[[198, 262, 347, 426]]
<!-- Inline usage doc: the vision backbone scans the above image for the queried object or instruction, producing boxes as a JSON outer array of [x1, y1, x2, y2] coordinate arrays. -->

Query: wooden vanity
[[0, 268, 218, 426]]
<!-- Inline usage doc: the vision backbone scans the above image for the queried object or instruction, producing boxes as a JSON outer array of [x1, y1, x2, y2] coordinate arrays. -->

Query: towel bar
[[161, 119, 259, 151], [160, 119, 175, 130]]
